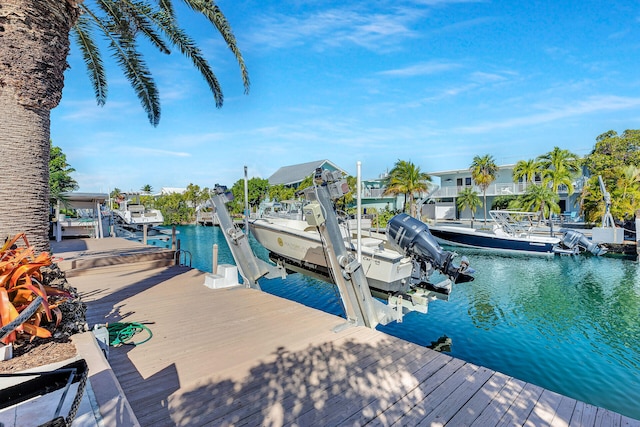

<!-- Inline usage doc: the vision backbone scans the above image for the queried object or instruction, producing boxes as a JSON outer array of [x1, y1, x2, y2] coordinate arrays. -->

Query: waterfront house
[[426, 164, 585, 221]]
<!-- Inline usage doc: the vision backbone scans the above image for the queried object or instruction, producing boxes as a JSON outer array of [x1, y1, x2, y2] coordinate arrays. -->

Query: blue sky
[[51, 0, 640, 193]]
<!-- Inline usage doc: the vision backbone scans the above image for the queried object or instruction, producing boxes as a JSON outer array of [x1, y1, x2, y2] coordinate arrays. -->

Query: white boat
[[250, 217, 413, 293], [113, 194, 164, 232], [428, 210, 606, 256], [250, 213, 474, 296]]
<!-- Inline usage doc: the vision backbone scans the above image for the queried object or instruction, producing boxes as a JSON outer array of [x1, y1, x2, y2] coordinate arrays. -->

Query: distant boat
[[113, 193, 164, 232], [428, 210, 607, 256]]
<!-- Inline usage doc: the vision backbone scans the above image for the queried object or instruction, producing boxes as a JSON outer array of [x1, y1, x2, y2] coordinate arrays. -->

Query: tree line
[[456, 130, 640, 227], [53, 129, 640, 228]]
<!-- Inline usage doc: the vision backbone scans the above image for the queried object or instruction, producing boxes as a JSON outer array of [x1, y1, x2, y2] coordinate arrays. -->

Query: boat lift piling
[[210, 185, 278, 289], [303, 169, 400, 329], [212, 244, 219, 274]]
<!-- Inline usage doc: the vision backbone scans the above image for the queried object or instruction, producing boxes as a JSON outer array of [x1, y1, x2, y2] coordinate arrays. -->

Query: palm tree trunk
[[0, 0, 80, 252], [483, 192, 488, 225], [0, 90, 51, 252], [409, 194, 415, 218]]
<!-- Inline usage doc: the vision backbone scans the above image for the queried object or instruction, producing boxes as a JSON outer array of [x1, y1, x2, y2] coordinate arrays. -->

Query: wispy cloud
[[245, 6, 426, 52], [56, 100, 136, 122], [469, 71, 509, 83], [410, 0, 486, 5], [127, 147, 192, 157], [458, 95, 640, 133], [378, 61, 461, 77]]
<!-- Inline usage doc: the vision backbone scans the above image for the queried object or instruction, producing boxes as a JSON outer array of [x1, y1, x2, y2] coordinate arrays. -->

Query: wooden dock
[[55, 238, 640, 426]]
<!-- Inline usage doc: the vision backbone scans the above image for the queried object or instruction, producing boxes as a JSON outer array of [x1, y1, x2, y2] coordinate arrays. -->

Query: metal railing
[[174, 249, 192, 267], [362, 188, 394, 198], [430, 181, 583, 198]]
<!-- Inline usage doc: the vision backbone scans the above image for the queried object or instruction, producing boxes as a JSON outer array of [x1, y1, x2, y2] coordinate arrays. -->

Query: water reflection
[[427, 335, 452, 352]]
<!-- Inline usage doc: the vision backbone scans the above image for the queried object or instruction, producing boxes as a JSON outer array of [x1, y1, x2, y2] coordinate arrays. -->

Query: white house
[[426, 164, 585, 221]]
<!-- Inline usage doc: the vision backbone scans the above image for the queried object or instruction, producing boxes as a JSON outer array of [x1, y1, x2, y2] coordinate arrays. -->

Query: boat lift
[[590, 176, 623, 244], [300, 168, 474, 329], [210, 171, 474, 329], [209, 186, 282, 289]]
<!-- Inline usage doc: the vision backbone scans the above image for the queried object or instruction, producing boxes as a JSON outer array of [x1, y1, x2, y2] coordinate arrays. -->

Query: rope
[[106, 322, 153, 347], [0, 296, 44, 341]]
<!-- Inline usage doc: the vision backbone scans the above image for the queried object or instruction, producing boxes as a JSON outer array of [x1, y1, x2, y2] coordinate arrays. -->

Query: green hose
[[107, 322, 153, 346]]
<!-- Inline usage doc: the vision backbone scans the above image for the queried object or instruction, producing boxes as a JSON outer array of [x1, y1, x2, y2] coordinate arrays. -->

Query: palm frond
[[157, 0, 176, 17], [72, 13, 108, 106], [94, 0, 161, 125], [183, 0, 250, 94], [114, 0, 172, 54], [148, 8, 225, 107], [74, 0, 248, 125]]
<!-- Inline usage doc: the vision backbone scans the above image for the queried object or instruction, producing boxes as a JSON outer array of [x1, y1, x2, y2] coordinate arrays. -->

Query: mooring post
[[143, 224, 148, 245], [171, 226, 176, 251], [213, 244, 219, 274]]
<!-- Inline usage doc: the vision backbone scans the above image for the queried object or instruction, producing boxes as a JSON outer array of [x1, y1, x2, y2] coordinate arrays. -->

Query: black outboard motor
[[560, 229, 607, 256], [386, 214, 474, 284]]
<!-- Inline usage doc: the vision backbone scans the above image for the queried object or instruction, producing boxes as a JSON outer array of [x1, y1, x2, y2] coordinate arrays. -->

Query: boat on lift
[[113, 193, 164, 232], [249, 211, 474, 301], [428, 210, 606, 256]]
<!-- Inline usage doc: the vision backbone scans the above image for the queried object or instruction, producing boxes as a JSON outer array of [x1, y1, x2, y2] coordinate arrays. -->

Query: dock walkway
[[54, 238, 639, 426]]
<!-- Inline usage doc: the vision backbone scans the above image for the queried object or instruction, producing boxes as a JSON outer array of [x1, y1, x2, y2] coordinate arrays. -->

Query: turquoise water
[[162, 225, 640, 420]]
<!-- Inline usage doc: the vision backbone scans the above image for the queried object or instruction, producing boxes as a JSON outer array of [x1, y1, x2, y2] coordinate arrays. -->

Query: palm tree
[[470, 154, 498, 225], [49, 142, 79, 202], [512, 159, 540, 190], [384, 160, 431, 218], [519, 184, 560, 223], [542, 167, 575, 194], [611, 165, 640, 220], [456, 187, 482, 228], [537, 147, 580, 194], [0, 1, 249, 251], [537, 146, 580, 175], [141, 184, 153, 194], [110, 188, 123, 210]]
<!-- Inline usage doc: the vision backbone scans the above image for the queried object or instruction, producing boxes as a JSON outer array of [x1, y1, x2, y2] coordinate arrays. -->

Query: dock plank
[[445, 371, 511, 426], [525, 388, 566, 426], [365, 356, 466, 427], [497, 382, 545, 426], [416, 365, 494, 426], [186, 333, 403, 426], [470, 377, 527, 427], [551, 395, 578, 427], [289, 344, 423, 426], [390, 362, 480, 425]]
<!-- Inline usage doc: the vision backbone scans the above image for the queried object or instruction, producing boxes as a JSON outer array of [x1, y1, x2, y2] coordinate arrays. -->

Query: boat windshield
[[489, 210, 541, 236]]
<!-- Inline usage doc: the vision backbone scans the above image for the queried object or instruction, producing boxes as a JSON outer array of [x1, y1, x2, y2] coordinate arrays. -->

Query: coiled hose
[[106, 322, 153, 346]]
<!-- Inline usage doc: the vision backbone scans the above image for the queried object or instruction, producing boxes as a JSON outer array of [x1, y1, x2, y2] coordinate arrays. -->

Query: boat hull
[[250, 218, 413, 293], [428, 225, 558, 255]]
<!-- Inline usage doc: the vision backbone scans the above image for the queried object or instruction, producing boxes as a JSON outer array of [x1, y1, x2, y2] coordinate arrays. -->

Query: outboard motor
[[560, 229, 608, 256], [386, 214, 474, 284]]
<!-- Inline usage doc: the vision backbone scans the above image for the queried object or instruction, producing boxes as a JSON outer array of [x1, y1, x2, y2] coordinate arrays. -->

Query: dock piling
[[213, 244, 219, 274]]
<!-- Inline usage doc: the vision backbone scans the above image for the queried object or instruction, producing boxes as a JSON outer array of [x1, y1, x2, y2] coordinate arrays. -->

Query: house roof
[[59, 192, 108, 202], [158, 187, 187, 195], [429, 163, 516, 177], [268, 160, 347, 186], [58, 192, 108, 209]]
